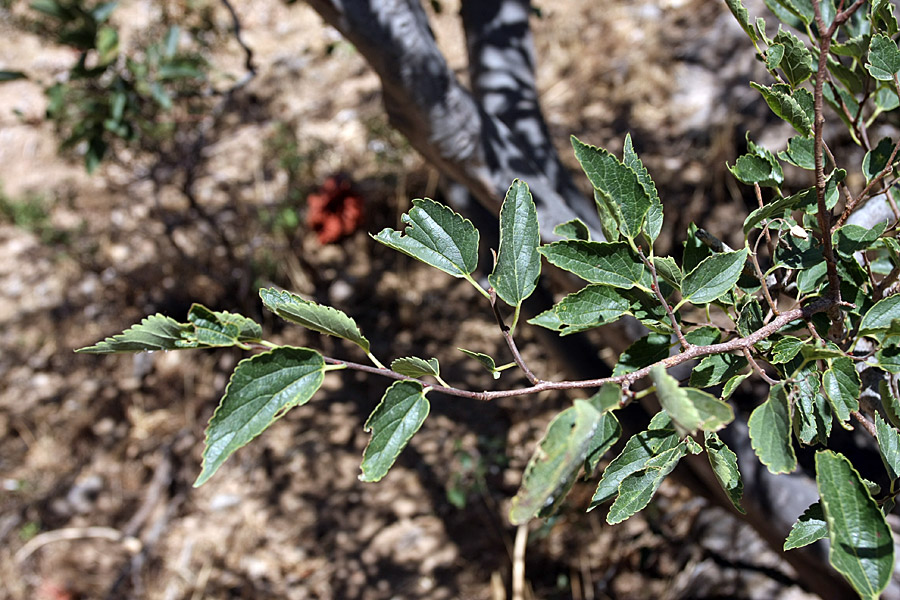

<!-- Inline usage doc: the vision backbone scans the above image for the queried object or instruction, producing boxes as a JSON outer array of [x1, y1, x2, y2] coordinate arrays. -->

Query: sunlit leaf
[[784, 502, 827, 550], [360, 381, 430, 482], [390, 356, 440, 379], [539, 241, 645, 288], [867, 33, 900, 81], [259, 288, 370, 353], [490, 179, 541, 307], [681, 249, 749, 305], [76, 314, 196, 353], [553, 218, 590, 241], [822, 357, 860, 427]]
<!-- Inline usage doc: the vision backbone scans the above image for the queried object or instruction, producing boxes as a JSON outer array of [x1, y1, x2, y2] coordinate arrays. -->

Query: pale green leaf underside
[[194, 347, 325, 486], [822, 357, 860, 426], [816, 451, 893, 600], [373, 197, 479, 278], [553, 218, 591, 241], [868, 33, 900, 81], [607, 442, 688, 525], [259, 287, 370, 353], [489, 179, 541, 307], [748, 383, 797, 474], [681, 249, 749, 305], [705, 432, 745, 514], [509, 400, 602, 525], [390, 356, 440, 378], [750, 82, 813, 136], [360, 381, 430, 482]]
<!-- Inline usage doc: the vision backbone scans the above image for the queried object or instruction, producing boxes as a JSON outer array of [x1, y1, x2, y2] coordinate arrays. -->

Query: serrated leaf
[[684, 326, 721, 346], [867, 33, 900, 81], [584, 411, 622, 473], [705, 431, 745, 514], [590, 412, 679, 508], [553, 284, 634, 326], [724, 0, 759, 42], [834, 222, 887, 258], [875, 412, 900, 481], [623, 134, 662, 243], [539, 241, 645, 288], [816, 450, 893, 599], [187, 305, 262, 347], [722, 373, 749, 400], [688, 388, 735, 431], [728, 153, 783, 188], [613, 333, 671, 376], [863, 138, 897, 183], [860, 294, 900, 335], [372, 198, 479, 278], [778, 136, 816, 170], [743, 187, 816, 234], [76, 314, 196, 353], [773, 28, 813, 86], [593, 188, 622, 242], [749, 383, 797, 474], [652, 256, 682, 288], [833, 34, 870, 58], [259, 288, 370, 353], [360, 381, 430, 482], [606, 442, 687, 524], [390, 356, 440, 378], [750, 82, 813, 136], [784, 502, 827, 550], [490, 179, 541, 307], [766, 43, 785, 70], [651, 365, 734, 434], [823, 357, 860, 427], [571, 136, 651, 240], [458, 348, 501, 379], [771, 336, 805, 363], [690, 353, 748, 388], [792, 364, 831, 445], [680, 249, 749, 305], [509, 400, 601, 524], [194, 347, 325, 486], [553, 218, 590, 241]]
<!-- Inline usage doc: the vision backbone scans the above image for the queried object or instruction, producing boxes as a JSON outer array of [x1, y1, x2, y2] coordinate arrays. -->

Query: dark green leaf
[[728, 153, 783, 188], [490, 179, 541, 307], [684, 326, 721, 346], [816, 450, 893, 599], [832, 34, 870, 59], [187, 305, 262, 347], [749, 383, 797, 474], [623, 134, 662, 243], [722, 373, 749, 400], [875, 413, 900, 481], [771, 336, 805, 363], [553, 284, 633, 327], [705, 431, 745, 513], [860, 294, 900, 335], [76, 314, 195, 353], [584, 412, 622, 474], [373, 198, 479, 278], [553, 218, 590, 241], [613, 333, 670, 376], [743, 187, 816, 234], [681, 249, 749, 305], [834, 222, 887, 258], [867, 33, 900, 81], [607, 443, 687, 524], [784, 502, 827, 550], [259, 288, 370, 353], [390, 356, 440, 378], [593, 189, 622, 242], [792, 364, 831, 445], [0, 71, 27, 82], [571, 136, 651, 240], [766, 43, 785, 70], [458, 348, 501, 379], [360, 381, 430, 482], [652, 256, 682, 288], [690, 353, 748, 388], [750, 82, 813, 136], [778, 136, 816, 170], [590, 412, 679, 508], [863, 138, 897, 183], [538, 241, 644, 288], [882, 380, 900, 428], [823, 357, 860, 426], [194, 347, 325, 486], [509, 400, 602, 524]]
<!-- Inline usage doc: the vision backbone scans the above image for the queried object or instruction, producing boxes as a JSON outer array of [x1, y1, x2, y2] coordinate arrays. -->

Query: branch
[[322, 298, 836, 402], [639, 248, 690, 350], [490, 288, 541, 385]]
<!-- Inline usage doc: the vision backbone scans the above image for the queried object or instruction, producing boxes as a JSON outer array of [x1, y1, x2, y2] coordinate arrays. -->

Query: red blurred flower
[[305, 174, 365, 244]]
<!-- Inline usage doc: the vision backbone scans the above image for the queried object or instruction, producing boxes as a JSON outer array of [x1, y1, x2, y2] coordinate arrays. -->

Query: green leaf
[[509, 400, 601, 524], [593, 189, 622, 242], [743, 187, 816, 234], [373, 198, 479, 278], [750, 82, 813, 136], [685, 388, 735, 431], [652, 256, 682, 288], [766, 43, 785, 70], [684, 326, 721, 346], [771, 336, 805, 363], [875, 413, 900, 481], [360, 381, 430, 482], [259, 288, 370, 353], [553, 284, 633, 326], [590, 412, 679, 508], [705, 431, 745, 514], [823, 357, 860, 426], [680, 249, 749, 305], [390, 356, 440, 378], [816, 450, 894, 599], [76, 314, 196, 353], [187, 305, 262, 347], [867, 33, 900, 81], [792, 364, 831, 445], [784, 502, 827, 550], [722, 373, 749, 400], [863, 138, 897, 183], [571, 136, 651, 240], [606, 443, 687, 524], [772, 28, 813, 86], [651, 366, 733, 435], [613, 333, 670, 376], [832, 34, 870, 59], [882, 380, 900, 428], [778, 136, 816, 170], [538, 241, 644, 288], [749, 383, 797, 474], [623, 134, 662, 243], [724, 0, 759, 42], [690, 353, 749, 388], [834, 222, 887, 258], [194, 347, 325, 486], [489, 179, 541, 307], [860, 295, 900, 335], [584, 412, 622, 473], [728, 153, 783, 188], [458, 348, 501, 379], [553, 218, 590, 241]]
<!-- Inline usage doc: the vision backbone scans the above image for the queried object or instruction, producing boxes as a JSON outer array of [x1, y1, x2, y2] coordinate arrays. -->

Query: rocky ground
[[0, 0, 828, 598]]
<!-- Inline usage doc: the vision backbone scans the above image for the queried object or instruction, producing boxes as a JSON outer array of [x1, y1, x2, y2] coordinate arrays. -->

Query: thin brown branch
[[490, 288, 541, 385], [852, 410, 878, 439], [743, 348, 778, 385], [835, 122, 900, 229], [639, 248, 691, 350], [750, 235, 778, 315], [323, 298, 836, 402]]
